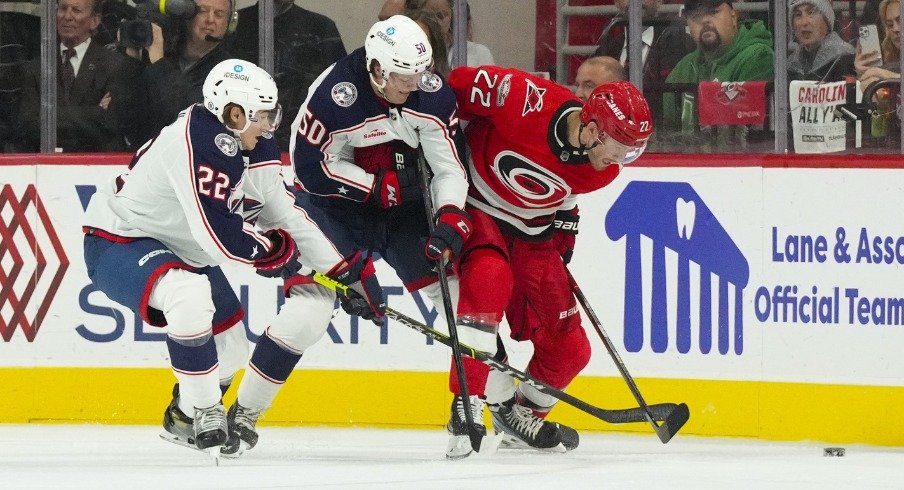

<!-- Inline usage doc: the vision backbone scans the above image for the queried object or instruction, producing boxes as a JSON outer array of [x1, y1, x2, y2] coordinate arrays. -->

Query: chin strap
[[369, 72, 389, 101], [576, 122, 594, 155]]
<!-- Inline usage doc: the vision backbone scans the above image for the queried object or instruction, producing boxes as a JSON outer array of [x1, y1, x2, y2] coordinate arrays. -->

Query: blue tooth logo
[[606, 181, 749, 355]]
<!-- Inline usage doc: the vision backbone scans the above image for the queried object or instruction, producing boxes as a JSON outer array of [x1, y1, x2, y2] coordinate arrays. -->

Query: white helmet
[[365, 15, 433, 85], [202, 59, 282, 136]]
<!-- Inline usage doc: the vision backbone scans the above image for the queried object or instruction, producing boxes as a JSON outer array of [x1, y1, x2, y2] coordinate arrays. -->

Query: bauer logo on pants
[[606, 181, 749, 355], [0, 184, 69, 342]]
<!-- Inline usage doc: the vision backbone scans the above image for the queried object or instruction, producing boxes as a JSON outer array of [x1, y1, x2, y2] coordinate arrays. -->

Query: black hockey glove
[[424, 206, 473, 263], [328, 251, 386, 325], [254, 229, 302, 278], [551, 206, 579, 265], [371, 167, 423, 208]]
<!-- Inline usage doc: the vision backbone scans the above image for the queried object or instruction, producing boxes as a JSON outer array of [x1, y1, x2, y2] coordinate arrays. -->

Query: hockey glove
[[424, 206, 473, 263], [254, 229, 302, 278], [328, 251, 386, 324], [370, 167, 423, 208], [551, 206, 579, 265]]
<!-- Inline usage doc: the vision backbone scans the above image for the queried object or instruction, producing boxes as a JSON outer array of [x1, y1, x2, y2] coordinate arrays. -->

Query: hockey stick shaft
[[415, 148, 481, 452], [311, 272, 682, 425], [565, 268, 689, 443]]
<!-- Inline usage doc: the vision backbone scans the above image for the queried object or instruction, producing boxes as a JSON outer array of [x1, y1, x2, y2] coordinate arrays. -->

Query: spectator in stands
[[594, 0, 694, 124], [663, 0, 774, 131], [856, 0, 901, 91], [0, 2, 40, 152], [787, 0, 856, 82], [379, 0, 405, 21], [227, 0, 346, 150], [112, 0, 232, 149], [16, 0, 129, 152], [407, 0, 494, 67], [574, 55, 624, 101], [404, 7, 451, 76]]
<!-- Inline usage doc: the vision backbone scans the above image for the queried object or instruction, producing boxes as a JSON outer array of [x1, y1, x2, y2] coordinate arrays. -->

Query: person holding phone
[[856, 0, 901, 91], [787, 0, 856, 82]]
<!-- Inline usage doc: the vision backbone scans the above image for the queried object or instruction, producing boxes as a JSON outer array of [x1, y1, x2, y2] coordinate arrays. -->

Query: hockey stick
[[565, 267, 689, 443], [311, 271, 683, 426], [415, 147, 482, 453]]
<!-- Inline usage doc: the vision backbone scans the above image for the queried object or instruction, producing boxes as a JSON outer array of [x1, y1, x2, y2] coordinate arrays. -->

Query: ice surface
[[0, 425, 901, 489]]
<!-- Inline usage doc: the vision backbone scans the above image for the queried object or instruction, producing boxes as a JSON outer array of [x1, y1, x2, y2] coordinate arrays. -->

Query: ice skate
[[160, 384, 197, 450], [489, 396, 579, 452], [192, 403, 228, 450], [445, 395, 489, 460], [159, 384, 228, 452], [221, 402, 265, 458]]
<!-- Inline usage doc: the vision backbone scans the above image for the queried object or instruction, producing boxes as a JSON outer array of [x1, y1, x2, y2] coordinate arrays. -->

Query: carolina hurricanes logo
[[494, 151, 569, 208], [718, 81, 746, 104], [522, 80, 546, 116]]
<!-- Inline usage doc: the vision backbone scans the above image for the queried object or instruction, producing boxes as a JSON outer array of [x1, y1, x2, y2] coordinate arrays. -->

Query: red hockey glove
[[551, 206, 579, 265], [328, 251, 386, 325], [424, 206, 472, 263], [254, 229, 301, 278], [370, 167, 423, 208]]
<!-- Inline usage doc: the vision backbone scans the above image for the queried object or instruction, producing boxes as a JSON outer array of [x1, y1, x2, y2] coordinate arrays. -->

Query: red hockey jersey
[[448, 65, 620, 238]]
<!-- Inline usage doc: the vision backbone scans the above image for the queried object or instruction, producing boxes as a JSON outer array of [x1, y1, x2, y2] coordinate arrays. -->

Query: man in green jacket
[[663, 0, 774, 137]]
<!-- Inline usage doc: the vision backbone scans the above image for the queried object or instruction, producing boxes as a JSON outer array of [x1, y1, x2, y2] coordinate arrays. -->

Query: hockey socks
[[239, 333, 302, 411], [166, 334, 221, 415]]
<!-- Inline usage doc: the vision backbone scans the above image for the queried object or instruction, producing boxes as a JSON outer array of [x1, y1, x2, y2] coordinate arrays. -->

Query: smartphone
[[859, 24, 883, 67]]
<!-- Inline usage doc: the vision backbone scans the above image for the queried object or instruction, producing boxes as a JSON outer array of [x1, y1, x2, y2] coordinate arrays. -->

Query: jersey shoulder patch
[[215, 133, 239, 156], [331, 81, 358, 107], [418, 72, 443, 93]]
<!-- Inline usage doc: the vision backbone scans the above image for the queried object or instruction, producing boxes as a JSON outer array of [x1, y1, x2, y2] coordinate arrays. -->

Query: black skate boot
[[161, 384, 196, 448], [489, 396, 579, 452], [221, 402, 265, 458], [160, 384, 228, 451], [192, 403, 228, 450], [445, 395, 487, 460]]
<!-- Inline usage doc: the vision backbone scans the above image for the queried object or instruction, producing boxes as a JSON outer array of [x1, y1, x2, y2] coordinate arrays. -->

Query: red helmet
[[580, 81, 653, 147]]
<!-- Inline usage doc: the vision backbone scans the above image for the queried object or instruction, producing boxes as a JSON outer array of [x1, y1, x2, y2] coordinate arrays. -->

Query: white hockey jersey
[[84, 105, 343, 272]]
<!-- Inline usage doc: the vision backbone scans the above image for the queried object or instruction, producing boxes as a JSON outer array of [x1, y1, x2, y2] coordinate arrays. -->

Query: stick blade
[[654, 402, 690, 444]]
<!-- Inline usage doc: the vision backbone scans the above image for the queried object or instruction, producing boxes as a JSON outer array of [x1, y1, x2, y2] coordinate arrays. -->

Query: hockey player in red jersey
[[444, 66, 653, 457]]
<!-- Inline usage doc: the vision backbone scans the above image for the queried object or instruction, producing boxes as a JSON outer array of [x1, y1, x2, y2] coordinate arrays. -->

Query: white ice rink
[[1, 425, 902, 490]]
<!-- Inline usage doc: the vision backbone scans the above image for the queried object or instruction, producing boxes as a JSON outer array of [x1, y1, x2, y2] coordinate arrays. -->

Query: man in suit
[[226, 0, 347, 150], [16, 0, 128, 152], [594, 0, 694, 123]]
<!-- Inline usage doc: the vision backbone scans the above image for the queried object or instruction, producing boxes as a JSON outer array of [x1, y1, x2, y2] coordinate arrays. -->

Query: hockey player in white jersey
[[82, 59, 340, 452], [219, 16, 474, 457]]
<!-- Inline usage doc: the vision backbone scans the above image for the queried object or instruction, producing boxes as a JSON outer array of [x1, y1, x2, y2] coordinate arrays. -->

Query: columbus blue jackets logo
[[417, 73, 442, 93], [215, 133, 238, 156], [331, 82, 358, 107]]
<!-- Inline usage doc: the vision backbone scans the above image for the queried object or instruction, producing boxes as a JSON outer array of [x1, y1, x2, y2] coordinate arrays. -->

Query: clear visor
[[387, 71, 422, 90], [592, 133, 648, 165], [250, 104, 283, 133], [620, 141, 647, 165]]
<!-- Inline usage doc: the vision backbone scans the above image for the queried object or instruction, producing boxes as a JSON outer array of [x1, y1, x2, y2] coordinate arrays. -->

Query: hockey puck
[[823, 447, 845, 457]]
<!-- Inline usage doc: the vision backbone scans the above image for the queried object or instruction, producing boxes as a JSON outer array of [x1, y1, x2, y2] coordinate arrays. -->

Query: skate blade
[[160, 431, 225, 464], [445, 433, 503, 460], [219, 440, 250, 459], [159, 431, 197, 450], [496, 433, 567, 453]]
